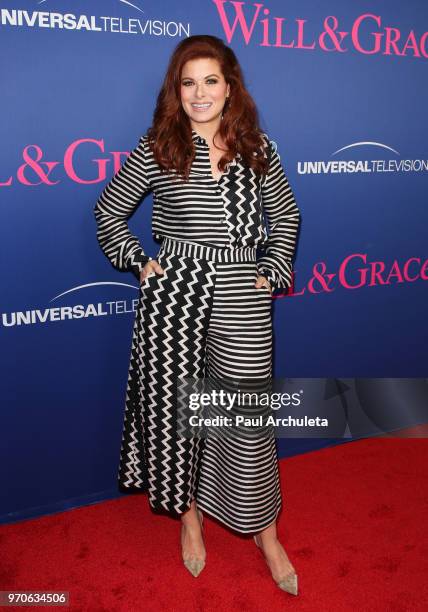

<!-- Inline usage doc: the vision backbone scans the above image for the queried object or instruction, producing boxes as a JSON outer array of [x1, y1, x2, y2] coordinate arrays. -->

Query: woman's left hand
[[255, 275, 272, 292]]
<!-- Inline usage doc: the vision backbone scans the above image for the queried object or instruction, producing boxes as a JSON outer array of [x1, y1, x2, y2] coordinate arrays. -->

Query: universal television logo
[[0, 0, 190, 37], [298, 141, 428, 175]]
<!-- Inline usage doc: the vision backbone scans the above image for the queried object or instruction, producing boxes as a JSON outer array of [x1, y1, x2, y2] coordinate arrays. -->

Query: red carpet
[[1, 434, 428, 611]]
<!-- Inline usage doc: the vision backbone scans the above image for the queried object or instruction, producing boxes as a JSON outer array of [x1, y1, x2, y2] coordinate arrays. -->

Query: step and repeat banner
[[1, 0, 427, 523]]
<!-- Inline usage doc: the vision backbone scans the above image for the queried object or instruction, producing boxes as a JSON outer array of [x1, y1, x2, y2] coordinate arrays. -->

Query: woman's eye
[[182, 79, 218, 86]]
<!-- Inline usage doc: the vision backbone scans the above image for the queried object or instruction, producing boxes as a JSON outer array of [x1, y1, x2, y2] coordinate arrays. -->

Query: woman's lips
[[191, 103, 212, 112]]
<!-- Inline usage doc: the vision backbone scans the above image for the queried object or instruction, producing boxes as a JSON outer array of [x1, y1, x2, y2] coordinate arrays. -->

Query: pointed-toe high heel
[[181, 507, 205, 577], [254, 533, 298, 596]]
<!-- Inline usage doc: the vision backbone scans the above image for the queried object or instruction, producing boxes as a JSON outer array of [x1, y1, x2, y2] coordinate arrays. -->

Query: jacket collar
[[190, 128, 241, 164]]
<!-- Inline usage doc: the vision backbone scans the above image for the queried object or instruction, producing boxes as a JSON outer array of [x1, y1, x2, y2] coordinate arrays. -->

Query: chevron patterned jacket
[[94, 129, 301, 290]]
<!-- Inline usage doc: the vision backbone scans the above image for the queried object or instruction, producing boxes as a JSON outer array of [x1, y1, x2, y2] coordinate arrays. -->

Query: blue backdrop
[[1, 0, 427, 523]]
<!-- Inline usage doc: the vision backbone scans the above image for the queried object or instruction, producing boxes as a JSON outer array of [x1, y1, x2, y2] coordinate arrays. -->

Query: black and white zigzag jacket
[[94, 129, 301, 290]]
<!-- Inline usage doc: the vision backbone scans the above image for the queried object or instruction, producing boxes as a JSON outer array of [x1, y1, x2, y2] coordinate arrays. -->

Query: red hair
[[145, 35, 270, 182]]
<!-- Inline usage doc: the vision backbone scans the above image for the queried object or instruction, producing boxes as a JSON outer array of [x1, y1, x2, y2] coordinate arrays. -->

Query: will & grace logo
[[213, 1, 428, 59], [284, 253, 428, 300]]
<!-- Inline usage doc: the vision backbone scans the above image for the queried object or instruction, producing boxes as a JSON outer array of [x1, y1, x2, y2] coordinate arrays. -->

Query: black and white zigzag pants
[[118, 237, 282, 534]]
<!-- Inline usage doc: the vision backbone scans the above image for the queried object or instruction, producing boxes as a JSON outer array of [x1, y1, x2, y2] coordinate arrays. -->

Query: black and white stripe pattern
[[118, 239, 280, 533], [94, 129, 300, 290], [197, 258, 281, 533]]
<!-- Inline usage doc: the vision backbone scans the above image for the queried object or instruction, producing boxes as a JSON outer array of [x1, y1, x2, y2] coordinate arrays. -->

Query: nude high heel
[[182, 507, 205, 577], [254, 533, 298, 596]]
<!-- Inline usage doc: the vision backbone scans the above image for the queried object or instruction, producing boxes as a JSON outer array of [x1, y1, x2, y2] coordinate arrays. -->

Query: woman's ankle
[[181, 507, 200, 528]]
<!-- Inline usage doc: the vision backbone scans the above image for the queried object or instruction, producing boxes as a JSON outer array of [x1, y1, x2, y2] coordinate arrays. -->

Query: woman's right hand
[[139, 259, 165, 284]]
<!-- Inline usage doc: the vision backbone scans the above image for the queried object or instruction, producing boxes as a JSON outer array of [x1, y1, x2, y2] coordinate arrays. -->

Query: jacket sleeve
[[93, 135, 153, 280], [256, 135, 301, 290]]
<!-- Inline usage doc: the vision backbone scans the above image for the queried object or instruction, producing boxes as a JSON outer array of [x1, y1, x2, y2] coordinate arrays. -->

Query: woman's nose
[[195, 83, 206, 97]]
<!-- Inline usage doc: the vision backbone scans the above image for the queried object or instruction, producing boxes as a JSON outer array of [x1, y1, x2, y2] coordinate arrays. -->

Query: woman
[[94, 35, 301, 595]]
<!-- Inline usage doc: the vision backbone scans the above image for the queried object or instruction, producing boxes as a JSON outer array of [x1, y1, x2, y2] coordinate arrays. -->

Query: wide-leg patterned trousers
[[118, 237, 282, 534]]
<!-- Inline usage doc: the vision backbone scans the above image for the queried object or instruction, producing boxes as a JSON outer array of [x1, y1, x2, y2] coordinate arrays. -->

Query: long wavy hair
[[145, 35, 270, 182]]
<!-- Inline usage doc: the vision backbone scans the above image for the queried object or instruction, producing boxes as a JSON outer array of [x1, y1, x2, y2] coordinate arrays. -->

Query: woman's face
[[180, 57, 230, 130]]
